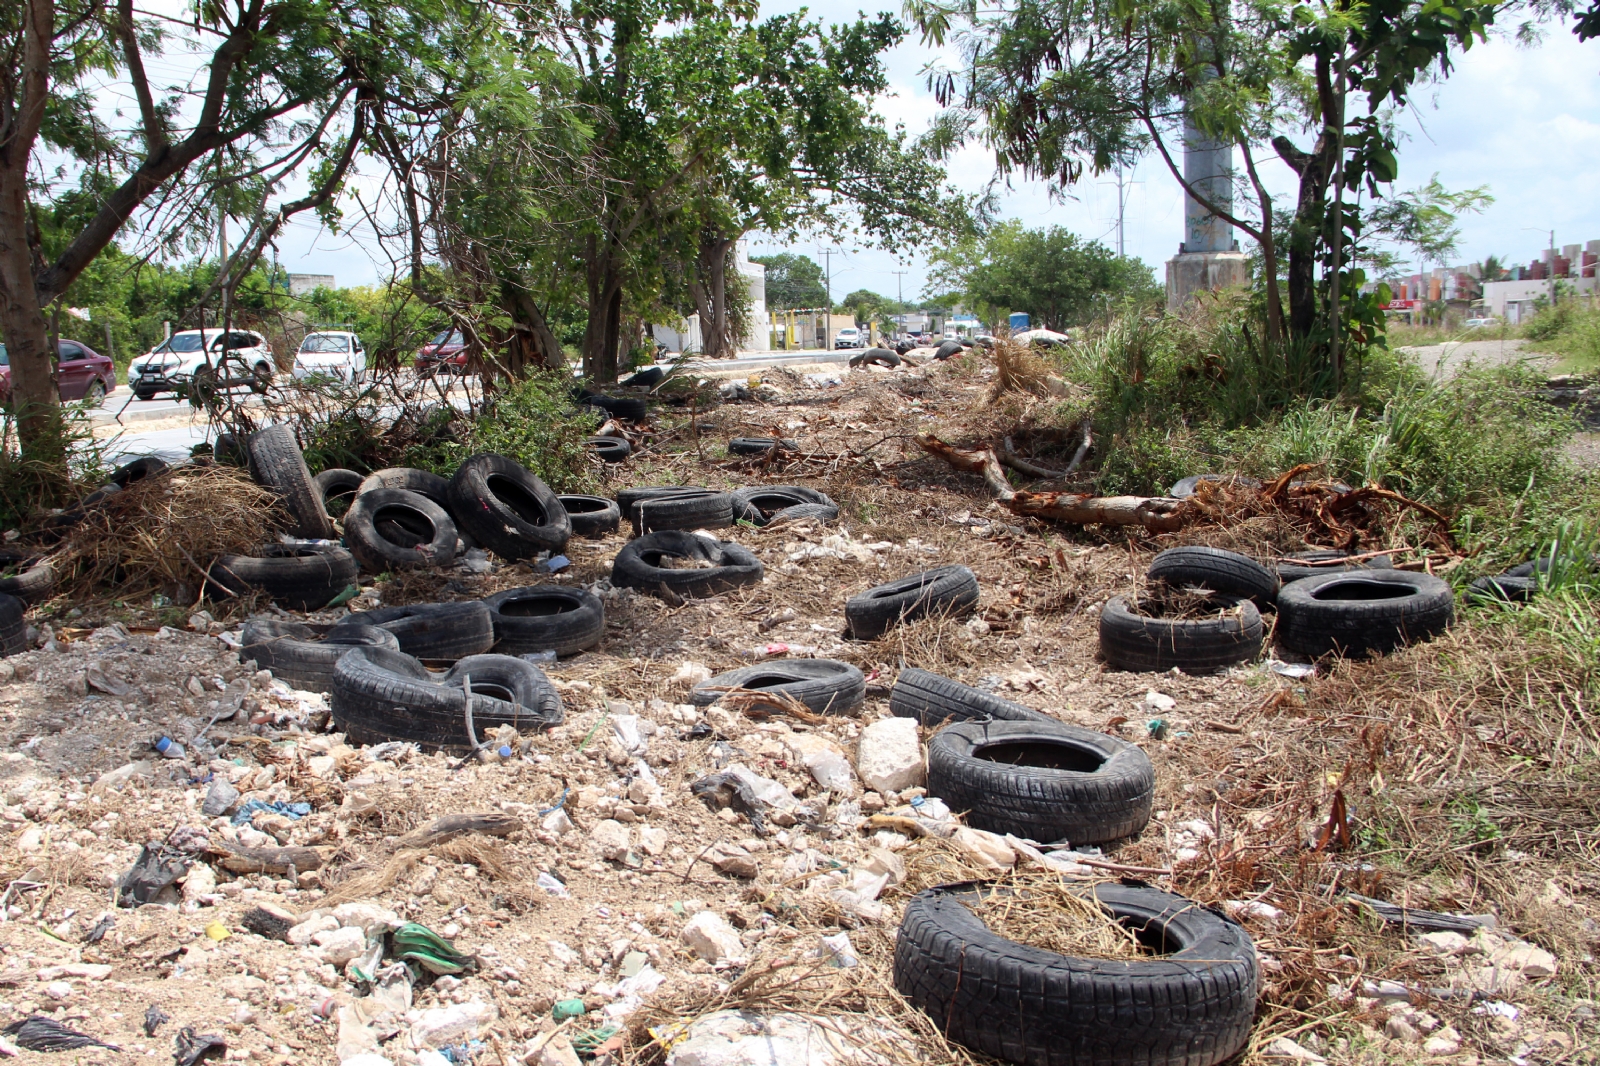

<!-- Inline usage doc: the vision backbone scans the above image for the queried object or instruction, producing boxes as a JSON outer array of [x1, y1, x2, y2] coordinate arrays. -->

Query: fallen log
[[210, 840, 330, 875], [917, 433, 1190, 533], [397, 812, 523, 849]]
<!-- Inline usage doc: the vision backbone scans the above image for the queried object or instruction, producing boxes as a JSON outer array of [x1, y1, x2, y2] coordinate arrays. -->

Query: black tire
[[926, 718, 1155, 844], [585, 393, 647, 422], [330, 647, 562, 750], [1275, 549, 1395, 583], [1505, 558, 1552, 579], [586, 436, 631, 463], [849, 347, 902, 368], [621, 367, 665, 388], [894, 881, 1258, 1066], [1168, 474, 1262, 499], [0, 594, 26, 658], [213, 432, 246, 466], [357, 468, 453, 510], [312, 469, 364, 520], [845, 565, 980, 640], [344, 601, 496, 661], [689, 659, 865, 715], [934, 340, 963, 360], [1467, 574, 1537, 605], [729, 486, 837, 526], [728, 437, 799, 456], [611, 530, 764, 600], [1098, 595, 1263, 673], [343, 488, 460, 572], [208, 544, 359, 612], [482, 585, 605, 657], [0, 557, 54, 604], [448, 453, 570, 559], [108, 456, 169, 489], [1148, 546, 1278, 605], [557, 495, 621, 537], [133, 388, 159, 402], [615, 485, 707, 514], [246, 425, 336, 540], [629, 490, 734, 536], [241, 620, 400, 693], [1277, 570, 1453, 657], [890, 668, 1057, 727]]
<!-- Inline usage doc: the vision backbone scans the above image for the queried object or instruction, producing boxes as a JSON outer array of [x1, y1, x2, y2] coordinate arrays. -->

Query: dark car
[[0, 339, 117, 405], [414, 329, 468, 374]]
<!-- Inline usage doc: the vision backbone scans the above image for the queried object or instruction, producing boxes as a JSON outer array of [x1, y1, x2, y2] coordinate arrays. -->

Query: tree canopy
[[753, 254, 829, 310]]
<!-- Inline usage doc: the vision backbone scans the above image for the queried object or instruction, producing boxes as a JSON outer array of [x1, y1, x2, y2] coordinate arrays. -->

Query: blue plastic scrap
[[231, 800, 312, 826]]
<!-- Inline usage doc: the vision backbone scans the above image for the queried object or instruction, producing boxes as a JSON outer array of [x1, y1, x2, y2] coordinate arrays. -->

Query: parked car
[[833, 327, 864, 350], [292, 331, 367, 383], [128, 329, 274, 400], [0, 339, 117, 405], [1463, 317, 1498, 329], [415, 329, 468, 374]]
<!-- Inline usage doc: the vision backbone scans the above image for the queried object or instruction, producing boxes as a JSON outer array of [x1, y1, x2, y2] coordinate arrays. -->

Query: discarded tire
[[558, 495, 621, 537], [312, 469, 364, 519], [0, 594, 25, 658], [213, 432, 246, 466], [331, 647, 563, 750], [690, 659, 865, 715], [1168, 473, 1262, 499], [611, 530, 763, 600], [0, 556, 54, 603], [586, 436, 631, 463], [934, 340, 963, 360], [1467, 574, 1537, 605], [890, 668, 1055, 727], [448, 453, 570, 559], [894, 881, 1258, 1066], [1099, 595, 1263, 673], [845, 565, 980, 640], [730, 485, 838, 526], [108, 456, 169, 489], [1275, 549, 1394, 583], [1148, 546, 1278, 605], [1277, 570, 1453, 657], [209, 544, 359, 612], [358, 468, 453, 510], [583, 393, 647, 422], [629, 489, 734, 536], [615, 485, 707, 514], [245, 424, 336, 540], [343, 488, 460, 571], [482, 585, 605, 657], [621, 366, 665, 388], [345, 601, 496, 661], [728, 437, 799, 456], [926, 718, 1155, 844], [850, 347, 901, 368], [241, 620, 400, 693]]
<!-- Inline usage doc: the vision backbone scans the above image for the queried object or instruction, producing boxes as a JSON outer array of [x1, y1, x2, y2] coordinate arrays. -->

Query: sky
[[151, 3, 1600, 304]]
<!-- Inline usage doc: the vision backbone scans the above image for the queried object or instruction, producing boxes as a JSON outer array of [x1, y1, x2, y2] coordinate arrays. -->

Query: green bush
[[433, 373, 596, 492]]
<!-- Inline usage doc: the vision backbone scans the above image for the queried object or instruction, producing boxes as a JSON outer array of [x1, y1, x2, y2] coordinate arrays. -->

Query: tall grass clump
[[1054, 295, 1597, 570], [1519, 300, 1600, 372]]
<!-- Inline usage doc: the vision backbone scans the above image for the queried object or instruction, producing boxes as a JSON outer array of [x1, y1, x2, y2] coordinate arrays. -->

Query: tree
[[1366, 175, 1493, 274], [910, 0, 1497, 370], [927, 222, 1161, 330], [0, 0, 438, 463], [753, 254, 828, 309]]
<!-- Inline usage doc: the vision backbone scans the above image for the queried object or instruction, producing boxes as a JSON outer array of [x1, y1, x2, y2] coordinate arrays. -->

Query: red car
[[0, 338, 118, 405], [414, 329, 468, 374]]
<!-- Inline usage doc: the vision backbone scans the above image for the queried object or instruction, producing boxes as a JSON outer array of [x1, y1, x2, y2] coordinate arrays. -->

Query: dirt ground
[[0, 355, 1593, 1066]]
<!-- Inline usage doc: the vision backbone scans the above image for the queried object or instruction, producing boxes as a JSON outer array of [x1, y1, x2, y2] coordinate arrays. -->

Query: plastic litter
[[819, 931, 859, 968], [536, 872, 570, 897], [734, 642, 817, 660], [116, 843, 191, 907], [231, 798, 311, 826], [541, 555, 571, 573], [84, 914, 114, 943], [520, 650, 558, 664], [551, 998, 587, 1021], [570, 1023, 621, 1056], [2, 1015, 121, 1052], [154, 736, 186, 760], [172, 1026, 227, 1066], [390, 922, 476, 976], [143, 1005, 169, 1036]]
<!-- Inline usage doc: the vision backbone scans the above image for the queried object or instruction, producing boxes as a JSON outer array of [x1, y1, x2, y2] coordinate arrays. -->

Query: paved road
[[1397, 338, 1546, 378]]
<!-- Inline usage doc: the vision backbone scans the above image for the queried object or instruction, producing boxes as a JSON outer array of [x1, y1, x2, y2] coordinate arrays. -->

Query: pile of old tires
[[885, 667, 1258, 1066], [1099, 544, 1455, 671]]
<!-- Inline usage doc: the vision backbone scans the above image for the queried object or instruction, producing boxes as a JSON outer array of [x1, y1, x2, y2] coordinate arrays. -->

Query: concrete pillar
[[1166, 111, 1248, 310]]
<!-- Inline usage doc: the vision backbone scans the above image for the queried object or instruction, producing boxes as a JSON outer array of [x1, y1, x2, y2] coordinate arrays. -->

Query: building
[[1482, 239, 1600, 323], [288, 273, 336, 297], [651, 241, 772, 354]]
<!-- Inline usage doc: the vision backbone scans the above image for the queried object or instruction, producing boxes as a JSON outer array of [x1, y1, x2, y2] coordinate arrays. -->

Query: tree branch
[[117, 0, 167, 157]]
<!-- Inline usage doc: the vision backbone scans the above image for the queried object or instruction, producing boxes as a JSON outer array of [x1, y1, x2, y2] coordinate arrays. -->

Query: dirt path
[[1399, 337, 1543, 377]]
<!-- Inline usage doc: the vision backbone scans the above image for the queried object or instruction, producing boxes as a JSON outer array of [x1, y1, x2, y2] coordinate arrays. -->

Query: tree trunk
[[601, 285, 622, 382], [580, 236, 624, 383], [709, 237, 733, 357], [0, 180, 63, 464], [504, 281, 566, 373], [688, 279, 716, 359], [1272, 53, 1340, 343]]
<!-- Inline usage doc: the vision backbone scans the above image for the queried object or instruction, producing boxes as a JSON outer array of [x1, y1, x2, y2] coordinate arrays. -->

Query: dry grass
[[967, 873, 1142, 960], [54, 466, 286, 603]]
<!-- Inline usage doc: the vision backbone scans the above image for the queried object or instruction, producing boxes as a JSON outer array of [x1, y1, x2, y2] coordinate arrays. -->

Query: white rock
[[332, 902, 401, 937], [182, 863, 217, 904], [681, 911, 746, 964], [1422, 1027, 1461, 1055], [314, 926, 369, 966], [1417, 930, 1471, 956], [855, 718, 923, 793], [410, 999, 497, 1049], [1262, 1036, 1326, 1062], [289, 914, 340, 946], [524, 1033, 582, 1066], [665, 1010, 910, 1066], [1383, 1015, 1419, 1043], [1143, 690, 1176, 712], [15, 827, 43, 853], [44, 981, 72, 1001], [590, 819, 632, 861], [541, 809, 576, 837], [638, 826, 669, 856], [1491, 940, 1558, 978], [672, 662, 713, 689]]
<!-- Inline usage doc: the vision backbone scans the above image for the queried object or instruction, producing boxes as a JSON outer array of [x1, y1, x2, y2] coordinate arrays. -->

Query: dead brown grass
[[967, 873, 1143, 960]]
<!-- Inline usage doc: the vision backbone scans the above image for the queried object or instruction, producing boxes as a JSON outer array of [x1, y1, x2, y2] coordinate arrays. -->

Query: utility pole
[[1098, 167, 1138, 257], [1548, 229, 1557, 306], [892, 269, 908, 338]]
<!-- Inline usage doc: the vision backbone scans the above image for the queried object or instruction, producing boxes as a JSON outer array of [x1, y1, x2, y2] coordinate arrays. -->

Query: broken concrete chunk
[[855, 718, 923, 793], [590, 819, 632, 861], [681, 911, 746, 964], [313, 926, 369, 966], [288, 913, 339, 946], [410, 999, 497, 1050]]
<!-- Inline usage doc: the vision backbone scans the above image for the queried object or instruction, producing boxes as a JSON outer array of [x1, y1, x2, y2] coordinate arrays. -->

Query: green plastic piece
[[390, 922, 476, 975], [552, 998, 588, 1021]]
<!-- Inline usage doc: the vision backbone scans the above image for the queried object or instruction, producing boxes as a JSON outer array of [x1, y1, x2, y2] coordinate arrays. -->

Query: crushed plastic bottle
[[154, 737, 186, 760]]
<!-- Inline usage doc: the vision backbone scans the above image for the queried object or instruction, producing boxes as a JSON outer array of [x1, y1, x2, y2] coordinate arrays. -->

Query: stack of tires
[[886, 668, 1260, 1066], [1098, 547, 1273, 672]]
